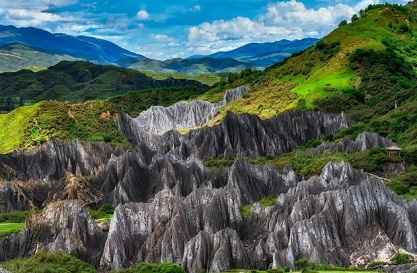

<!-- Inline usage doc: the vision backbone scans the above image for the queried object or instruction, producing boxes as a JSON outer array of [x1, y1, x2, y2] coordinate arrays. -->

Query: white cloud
[[190, 5, 201, 12], [0, 0, 77, 9], [186, 0, 355, 55], [0, 8, 73, 27], [151, 34, 175, 42], [136, 10, 150, 20]]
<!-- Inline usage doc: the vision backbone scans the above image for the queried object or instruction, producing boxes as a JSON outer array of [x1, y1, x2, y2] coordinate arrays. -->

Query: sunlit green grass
[[0, 103, 40, 153], [0, 223, 24, 238]]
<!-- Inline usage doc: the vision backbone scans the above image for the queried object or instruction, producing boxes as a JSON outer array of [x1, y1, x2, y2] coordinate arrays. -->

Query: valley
[[0, 2, 417, 273]]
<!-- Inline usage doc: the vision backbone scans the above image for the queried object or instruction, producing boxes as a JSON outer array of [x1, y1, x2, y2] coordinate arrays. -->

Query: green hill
[[200, 2, 417, 200], [0, 60, 207, 104], [0, 86, 206, 153], [207, 3, 417, 129], [0, 43, 79, 73]]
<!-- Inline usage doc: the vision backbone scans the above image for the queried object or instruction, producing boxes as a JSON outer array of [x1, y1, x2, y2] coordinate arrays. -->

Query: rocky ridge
[[307, 132, 396, 156], [0, 86, 415, 272], [123, 86, 249, 137]]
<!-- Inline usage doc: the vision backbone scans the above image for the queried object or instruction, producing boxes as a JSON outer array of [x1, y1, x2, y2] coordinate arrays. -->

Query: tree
[[351, 14, 359, 22], [338, 20, 347, 27]]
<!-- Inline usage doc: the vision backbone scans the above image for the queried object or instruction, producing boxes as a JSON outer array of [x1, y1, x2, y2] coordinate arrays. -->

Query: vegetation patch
[[0, 250, 96, 273], [111, 262, 186, 273], [89, 204, 115, 222], [0, 223, 24, 239]]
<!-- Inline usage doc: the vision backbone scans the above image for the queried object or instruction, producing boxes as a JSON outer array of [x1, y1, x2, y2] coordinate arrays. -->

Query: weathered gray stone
[[119, 86, 250, 139], [307, 132, 395, 156], [0, 200, 105, 266], [97, 161, 417, 272]]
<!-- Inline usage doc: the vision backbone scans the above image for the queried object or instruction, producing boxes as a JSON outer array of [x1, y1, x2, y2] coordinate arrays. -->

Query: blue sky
[[0, 0, 409, 59]]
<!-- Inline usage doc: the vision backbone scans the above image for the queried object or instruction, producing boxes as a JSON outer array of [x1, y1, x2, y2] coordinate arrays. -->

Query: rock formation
[[98, 161, 417, 272], [0, 87, 415, 272], [0, 200, 105, 266], [307, 132, 395, 156], [120, 86, 249, 138]]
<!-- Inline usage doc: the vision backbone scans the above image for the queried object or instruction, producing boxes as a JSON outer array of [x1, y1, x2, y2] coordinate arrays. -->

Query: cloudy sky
[[0, 0, 409, 59]]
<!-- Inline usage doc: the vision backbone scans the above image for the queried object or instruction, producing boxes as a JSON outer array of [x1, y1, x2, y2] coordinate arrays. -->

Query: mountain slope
[[0, 43, 80, 72], [208, 3, 417, 130], [203, 38, 318, 67], [129, 57, 257, 75], [0, 60, 207, 103], [0, 25, 146, 67]]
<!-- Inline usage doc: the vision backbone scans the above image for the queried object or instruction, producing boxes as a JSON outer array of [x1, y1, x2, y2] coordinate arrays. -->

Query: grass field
[[0, 223, 24, 238], [0, 103, 40, 153]]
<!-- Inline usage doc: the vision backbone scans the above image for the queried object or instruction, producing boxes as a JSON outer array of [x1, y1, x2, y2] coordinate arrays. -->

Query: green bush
[[284, 266, 291, 273], [393, 252, 411, 264], [295, 258, 310, 270], [259, 197, 277, 208], [0, 210, 31, 223], [240, 204, 253, 218], [305, 139, 322, 149], [393, 185, 410, 195], [90, 204, 115, 220], [0, 250, 96, 273], [112, 262, 186, 273]]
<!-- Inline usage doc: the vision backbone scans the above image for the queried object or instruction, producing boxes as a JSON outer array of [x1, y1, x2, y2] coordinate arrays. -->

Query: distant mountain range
[[129, 57, 259, 75], [0, 61, 206, 103], [0, 25, 317, 74], [0, 25, 145, 68], [190, 38, 318, 67]]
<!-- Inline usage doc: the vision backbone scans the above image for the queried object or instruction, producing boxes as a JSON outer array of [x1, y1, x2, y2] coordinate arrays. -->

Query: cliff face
[[0, 200, 105, 266], [0, 140, 117, 212], [98, 161, 417, 272], [307, 132, 395, 156], [118, 86, 250, 141], [0, 87, 415, 272]]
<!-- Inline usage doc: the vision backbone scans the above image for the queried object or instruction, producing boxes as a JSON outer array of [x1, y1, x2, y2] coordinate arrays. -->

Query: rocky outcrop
[[118, 86, 249, 139], [174, 111, 349, 159], [0, 140, 119, 212], [0, 139, 116, 182], [98, 161, 417, 272], [0, 200, 105, 266], [307, 132, 395, 156], [217, 86, 250, 106], [0, 93, 412, 273], [131, 100, 217, 136]]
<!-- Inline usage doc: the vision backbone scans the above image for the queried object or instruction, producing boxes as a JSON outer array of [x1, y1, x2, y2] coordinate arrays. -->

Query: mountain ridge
[[0, 25, 146, 67], [190, 38, 318, 67]]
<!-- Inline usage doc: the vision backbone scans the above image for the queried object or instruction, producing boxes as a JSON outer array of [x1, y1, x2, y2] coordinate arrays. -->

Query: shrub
[[240, 204, 253, 218], [0, 250, 96, 273], [267, 269, 283, 273], [393, 185, 410, 195], [259, 197, 277, 208], [393, 252, 411, 264], [284, 266, 291, 272], [113, 262, 186, 273], [305, 139, 322, 149], [295, 258, 310, 270]]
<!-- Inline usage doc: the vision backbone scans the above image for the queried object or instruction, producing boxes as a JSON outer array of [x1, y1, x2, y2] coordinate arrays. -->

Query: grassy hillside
[[201, 2, 417, 200], [0, 86, 206, 153], [0, 250, 96, 273], [0, 43, 79, 73], [141, 70, 222, 86], [129, 57, 257, 75], [0, 60, 206, 104], [208, 3, 417, 122]]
